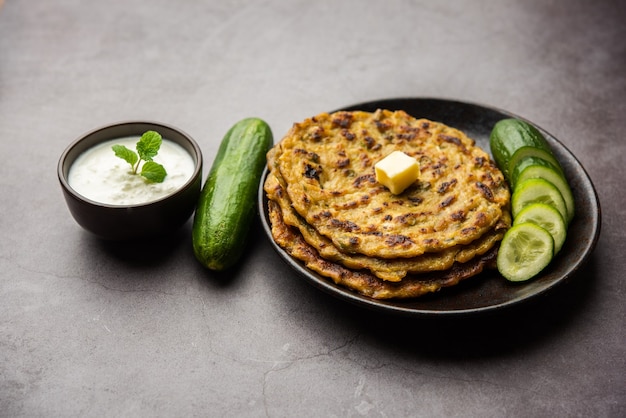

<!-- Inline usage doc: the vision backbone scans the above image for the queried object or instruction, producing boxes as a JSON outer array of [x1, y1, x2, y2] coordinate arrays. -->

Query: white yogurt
[[68, 136, 196, 205]]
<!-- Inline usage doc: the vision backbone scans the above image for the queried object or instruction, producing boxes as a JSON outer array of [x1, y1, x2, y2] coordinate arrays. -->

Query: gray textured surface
[[1, 0, 624, 416]]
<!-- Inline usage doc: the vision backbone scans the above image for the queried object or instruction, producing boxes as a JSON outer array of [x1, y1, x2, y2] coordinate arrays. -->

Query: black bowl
[[58, 121, 203, 240]]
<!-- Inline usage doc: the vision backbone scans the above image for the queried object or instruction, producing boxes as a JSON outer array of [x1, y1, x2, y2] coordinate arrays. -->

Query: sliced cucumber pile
[[490, 118, 574, 282]]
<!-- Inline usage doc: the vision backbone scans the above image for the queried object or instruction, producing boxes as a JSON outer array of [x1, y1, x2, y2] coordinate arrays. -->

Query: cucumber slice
[[511, 155, 562, 187], [497, 222, 554, 282], [511, 178, 568, 222], [514, 203, 567, 254], [512, 156, 575, 223], [508, 146, 563, 180]]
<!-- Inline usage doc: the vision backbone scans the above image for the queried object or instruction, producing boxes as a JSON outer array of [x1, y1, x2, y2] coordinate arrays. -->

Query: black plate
[[258, 98, 601, 316]]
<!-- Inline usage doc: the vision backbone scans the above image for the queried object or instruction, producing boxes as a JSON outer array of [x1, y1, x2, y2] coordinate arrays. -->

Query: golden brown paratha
[[264, 109, 511, 299], [267, 200, 497, 299], [264, 168, 509, 281], [273, 109, 510, 259]]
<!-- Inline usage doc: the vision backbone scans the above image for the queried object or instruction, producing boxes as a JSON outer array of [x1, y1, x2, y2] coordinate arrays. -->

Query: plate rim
[[258, 97, 602, 317]]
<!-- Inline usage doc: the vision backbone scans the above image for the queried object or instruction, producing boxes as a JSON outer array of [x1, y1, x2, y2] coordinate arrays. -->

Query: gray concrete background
[[1, 0, 624, 416]]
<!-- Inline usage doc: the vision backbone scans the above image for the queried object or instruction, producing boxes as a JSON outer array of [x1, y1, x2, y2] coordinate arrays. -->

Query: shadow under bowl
[[58, 121, 203, 241]]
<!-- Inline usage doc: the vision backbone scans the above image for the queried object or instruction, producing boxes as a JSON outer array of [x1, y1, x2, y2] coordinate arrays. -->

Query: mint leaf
[[112, 145, 138, 167], [136, 130, 162, 162], [141, 161, 167, 183], [112, 131, 168, 182]]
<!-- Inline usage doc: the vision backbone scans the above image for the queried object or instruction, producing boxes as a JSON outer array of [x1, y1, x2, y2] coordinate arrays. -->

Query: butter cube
[[374, 151, 420, 195]]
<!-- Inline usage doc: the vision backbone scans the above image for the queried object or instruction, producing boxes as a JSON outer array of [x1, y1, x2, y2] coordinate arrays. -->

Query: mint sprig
[[112, 130, 167, 183]]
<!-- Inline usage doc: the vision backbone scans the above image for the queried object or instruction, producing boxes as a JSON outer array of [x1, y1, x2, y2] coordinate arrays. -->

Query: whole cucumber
[[192, 118, 273, 271]]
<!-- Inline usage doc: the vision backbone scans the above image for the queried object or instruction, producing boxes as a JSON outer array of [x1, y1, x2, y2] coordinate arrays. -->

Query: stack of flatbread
[[264, 109, 511, 299]]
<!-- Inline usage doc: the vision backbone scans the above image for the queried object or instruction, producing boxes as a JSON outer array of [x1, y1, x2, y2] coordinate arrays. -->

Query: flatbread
[[265, 168, 508, 281], [267, 200, 497, 299], [273, 109, 510, 258]]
